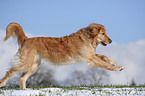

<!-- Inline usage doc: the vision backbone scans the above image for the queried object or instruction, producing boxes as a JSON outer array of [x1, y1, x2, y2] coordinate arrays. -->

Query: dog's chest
[[80, 44, 95, 58]]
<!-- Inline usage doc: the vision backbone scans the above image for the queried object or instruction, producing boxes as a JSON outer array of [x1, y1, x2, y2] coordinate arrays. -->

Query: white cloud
[[0, 30, 19, 78], [0, 29, 145, 85], [97, 40, 145, 85]]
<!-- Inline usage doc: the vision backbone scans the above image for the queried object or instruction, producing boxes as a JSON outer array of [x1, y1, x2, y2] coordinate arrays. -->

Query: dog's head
[[86, 23, 112, 46]]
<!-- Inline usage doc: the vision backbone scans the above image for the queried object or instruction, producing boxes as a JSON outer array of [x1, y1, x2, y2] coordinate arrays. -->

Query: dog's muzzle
[[101, 39, 112, 46]]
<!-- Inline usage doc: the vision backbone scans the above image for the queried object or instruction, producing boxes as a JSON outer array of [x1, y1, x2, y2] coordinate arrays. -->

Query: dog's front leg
[[95, 54, 117, 66], [86, 55, 124, 71]]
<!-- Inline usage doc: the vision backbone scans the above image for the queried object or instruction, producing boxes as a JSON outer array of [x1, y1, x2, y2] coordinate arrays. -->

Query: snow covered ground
[[0, 87, 145, 96]]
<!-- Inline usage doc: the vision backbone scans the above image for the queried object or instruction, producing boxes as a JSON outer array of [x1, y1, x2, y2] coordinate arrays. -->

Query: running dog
[[0, 23, 124, 89]]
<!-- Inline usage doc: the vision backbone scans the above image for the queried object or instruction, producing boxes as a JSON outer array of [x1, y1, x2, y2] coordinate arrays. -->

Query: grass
[[0, 84, 145, 90], [30, 84, 145, 90], [0, 84, 145, 96]]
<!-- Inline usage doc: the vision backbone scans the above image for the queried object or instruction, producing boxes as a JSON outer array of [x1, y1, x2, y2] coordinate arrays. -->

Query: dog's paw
[[114, 66, 124, 71], [0, 81, 5, 87], [118, 66, 124, 71], [0, 83, 4, 88]]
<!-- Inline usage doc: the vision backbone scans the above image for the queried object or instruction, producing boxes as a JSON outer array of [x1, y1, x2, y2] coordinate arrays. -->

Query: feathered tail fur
[[4, 22, 28, 44]]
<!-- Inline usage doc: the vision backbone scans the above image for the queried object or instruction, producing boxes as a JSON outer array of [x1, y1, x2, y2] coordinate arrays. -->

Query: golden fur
[[0, 23, 124, 89]]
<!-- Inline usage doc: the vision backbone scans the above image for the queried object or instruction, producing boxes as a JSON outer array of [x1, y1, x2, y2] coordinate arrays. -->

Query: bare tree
[[63, 67, 110, 86], [87, 67, 109, 85], [130, 78, 136, 86], [26, 66, 58, 87], [66, 70, 87, 86]]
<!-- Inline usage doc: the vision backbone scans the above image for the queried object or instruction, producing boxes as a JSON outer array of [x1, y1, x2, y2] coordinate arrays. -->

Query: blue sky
[[0, 0, 145, 44]]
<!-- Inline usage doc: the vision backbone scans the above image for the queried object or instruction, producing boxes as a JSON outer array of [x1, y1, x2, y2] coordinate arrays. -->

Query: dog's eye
[[102, 33, 105, 35]]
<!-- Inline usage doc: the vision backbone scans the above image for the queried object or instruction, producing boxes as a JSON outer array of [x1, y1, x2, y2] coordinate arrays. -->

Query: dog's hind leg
[[0, 49, 37, 88], [0, 68, 21, 87], [19, 60, 41, 90], [0, 63, 32, 88]]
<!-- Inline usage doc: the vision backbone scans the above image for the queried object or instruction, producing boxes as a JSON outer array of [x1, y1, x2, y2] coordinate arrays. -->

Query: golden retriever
[[0, 23, 124, 89]]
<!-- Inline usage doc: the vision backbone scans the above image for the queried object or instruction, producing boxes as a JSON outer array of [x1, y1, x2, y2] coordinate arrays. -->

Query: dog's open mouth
[[101, 42, 107, 46]]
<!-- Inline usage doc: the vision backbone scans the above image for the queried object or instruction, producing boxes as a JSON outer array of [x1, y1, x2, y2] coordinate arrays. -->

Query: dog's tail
[[4, 22, 28, 44]]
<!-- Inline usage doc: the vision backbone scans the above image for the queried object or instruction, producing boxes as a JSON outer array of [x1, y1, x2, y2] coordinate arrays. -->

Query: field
[[0, 85, 145, 96]]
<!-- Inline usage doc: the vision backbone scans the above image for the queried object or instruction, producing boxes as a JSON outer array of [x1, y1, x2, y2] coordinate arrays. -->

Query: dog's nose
[[109, 39, 112, 44]]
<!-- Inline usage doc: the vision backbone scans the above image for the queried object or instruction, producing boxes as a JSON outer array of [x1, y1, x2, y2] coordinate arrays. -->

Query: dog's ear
[[86, 25, 101, 38], [86, 27, 92, 35]]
